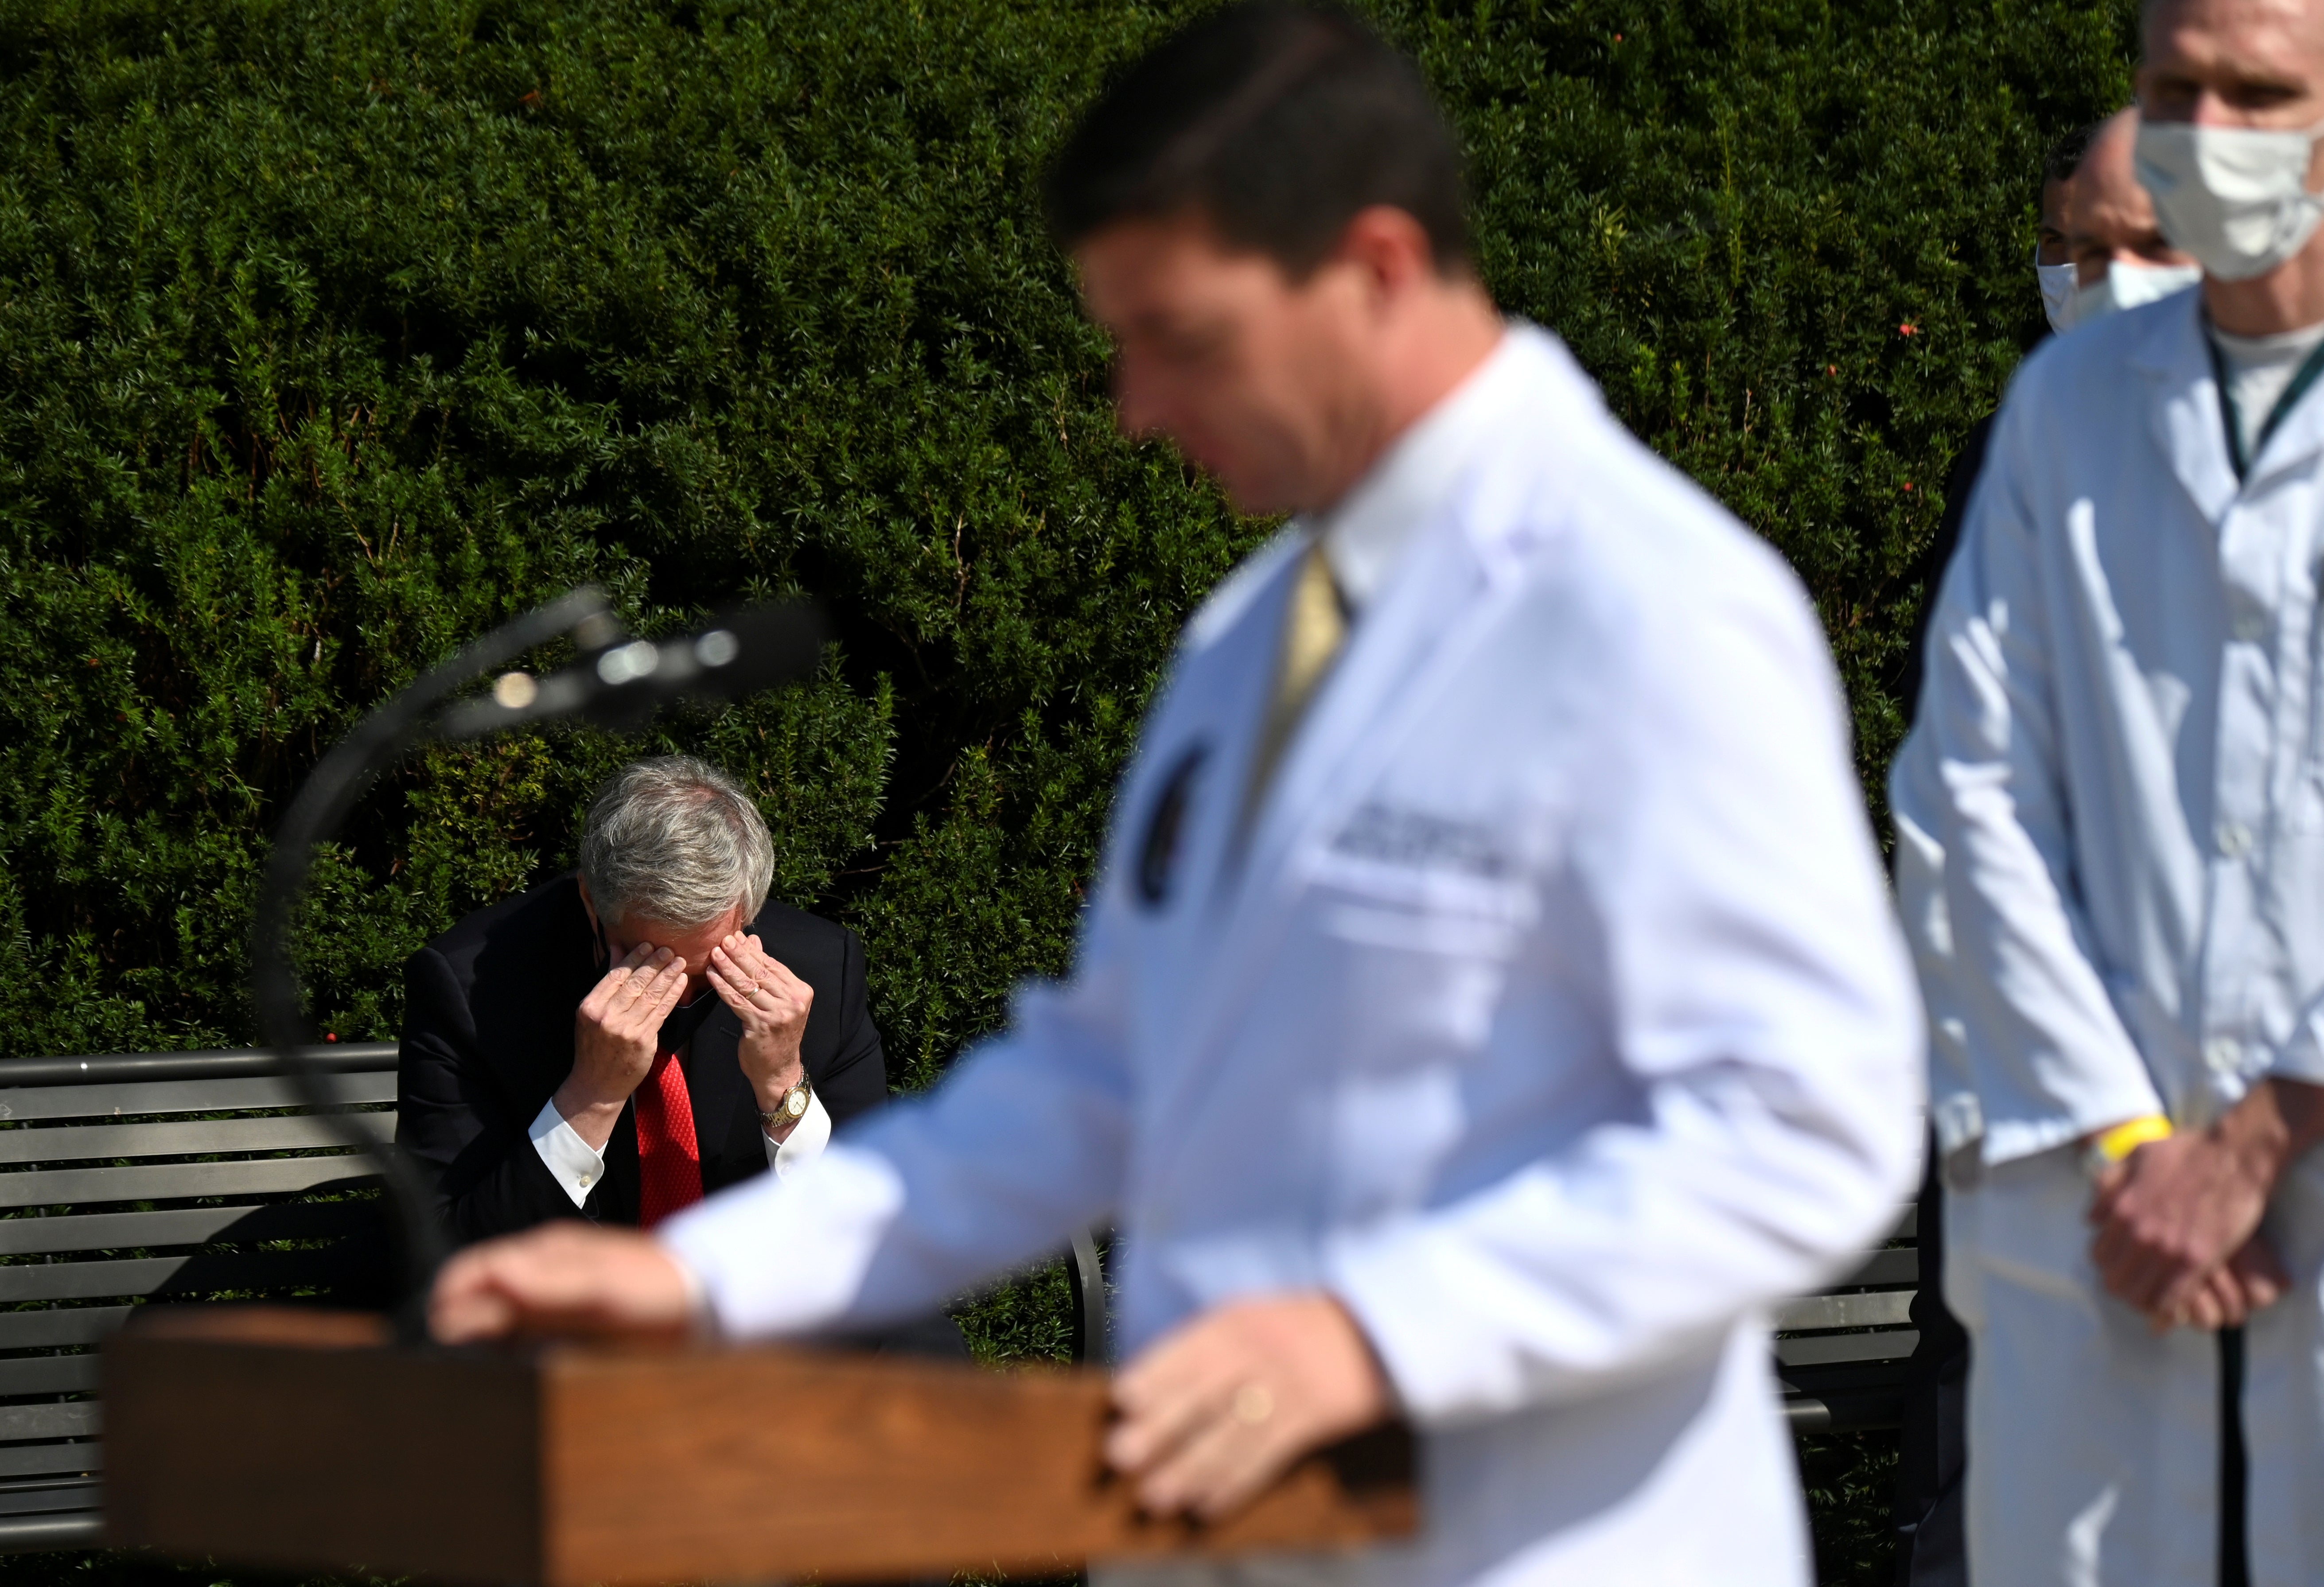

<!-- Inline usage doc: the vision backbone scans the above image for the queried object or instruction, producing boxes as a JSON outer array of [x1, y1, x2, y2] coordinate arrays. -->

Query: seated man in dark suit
[[397, 755, 888, 1242]]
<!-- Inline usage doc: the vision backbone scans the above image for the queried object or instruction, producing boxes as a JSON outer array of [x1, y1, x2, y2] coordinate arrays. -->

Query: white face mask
[[2070, 258, 2204, 324], [2037, 255, 2082, 332], [2135, 118, 2324, 282]]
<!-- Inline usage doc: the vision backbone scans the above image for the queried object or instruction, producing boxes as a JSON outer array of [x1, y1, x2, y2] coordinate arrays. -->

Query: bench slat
[[0, 1445, 98, 1480], [1777, 1330, 1923, 1368], [0, 1405, 95, 1443], [1776, 1291, 1917, 1332], [0, 1111, 393, 1168], [0, 1045, 395, 1089], [0, 1249, 363, 1305], [0, 1200, 374, 1257], [1830, 1248, 1918, 1289], [0, 1155, 378, 1210], [0, 1311, 134, 1353], [0, 1510, 104, 1550], [0, 1482, 99, 1517], [0, 1357, 96, 1399], [0, 1071, 394, 1125]]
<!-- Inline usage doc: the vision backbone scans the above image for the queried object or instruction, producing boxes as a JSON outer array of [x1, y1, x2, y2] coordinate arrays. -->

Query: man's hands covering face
[[556, 943, 689, 1151], [1105, 1293, 1392, 1521], [705, 933, 813, 1135]]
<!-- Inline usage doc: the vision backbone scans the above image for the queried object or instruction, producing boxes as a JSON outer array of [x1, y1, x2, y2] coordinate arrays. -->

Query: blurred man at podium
[[432, 6, 1923, 1584], [397, 755, 889, 1240]]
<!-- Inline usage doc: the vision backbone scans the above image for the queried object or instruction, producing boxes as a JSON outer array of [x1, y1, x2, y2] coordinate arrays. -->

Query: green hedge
[[0, 0, 2141, 1075], [0, 0, 2140, 1069], [1, 1, 2137, 1575]]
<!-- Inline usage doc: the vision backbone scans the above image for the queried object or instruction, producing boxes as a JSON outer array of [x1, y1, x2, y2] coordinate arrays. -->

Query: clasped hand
[[2085, 1081, 2324, 1331]]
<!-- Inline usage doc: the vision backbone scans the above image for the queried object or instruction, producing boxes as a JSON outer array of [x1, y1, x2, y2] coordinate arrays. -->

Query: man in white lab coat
[[1891, 0, 2324, 1580], [432, 5, 1922, 1583]]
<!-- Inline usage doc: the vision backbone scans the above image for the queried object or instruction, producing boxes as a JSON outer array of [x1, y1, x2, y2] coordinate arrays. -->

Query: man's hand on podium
[[431, 1222, 699, 1345], [1106, 1293, 1391, 1521], [430, 1234, 1391, 1525]]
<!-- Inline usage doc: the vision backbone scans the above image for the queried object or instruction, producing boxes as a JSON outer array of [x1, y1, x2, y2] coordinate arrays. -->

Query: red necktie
[[634, 1048, 704, 1228]]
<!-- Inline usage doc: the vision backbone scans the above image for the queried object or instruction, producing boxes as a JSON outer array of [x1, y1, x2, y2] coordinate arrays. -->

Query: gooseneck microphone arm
[[249, 587, 830, 1337]]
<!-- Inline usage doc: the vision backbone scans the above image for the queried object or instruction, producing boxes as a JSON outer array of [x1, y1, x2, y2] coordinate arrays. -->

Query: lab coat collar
[[2128, 288, 2324, 509], [1178, 330, 1592, 1077], [1308, 323, 1535, 612], [2132, 290, 2239, 525]]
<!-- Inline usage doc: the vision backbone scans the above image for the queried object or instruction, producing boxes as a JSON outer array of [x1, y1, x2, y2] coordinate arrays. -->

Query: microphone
[[435, 601, 831, 741]]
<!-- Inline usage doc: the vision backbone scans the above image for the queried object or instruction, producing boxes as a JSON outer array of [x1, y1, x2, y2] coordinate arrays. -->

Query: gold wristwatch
[[759, 1078, 814, 1131]]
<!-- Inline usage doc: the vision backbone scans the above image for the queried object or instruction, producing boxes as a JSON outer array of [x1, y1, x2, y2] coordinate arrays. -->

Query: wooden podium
[[102, 1309, 1416, 1586]]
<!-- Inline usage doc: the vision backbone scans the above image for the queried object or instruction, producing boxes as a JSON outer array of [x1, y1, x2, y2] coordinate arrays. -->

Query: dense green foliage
[[0, 0, 2143, 1578], [0, 0, 2141, 1079], [0, 0, 1234, 1074]]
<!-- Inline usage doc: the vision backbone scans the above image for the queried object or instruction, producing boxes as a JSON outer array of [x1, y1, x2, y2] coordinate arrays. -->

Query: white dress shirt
[[1311, 336, 1529, 611], [528, 1062, 831, 1207]]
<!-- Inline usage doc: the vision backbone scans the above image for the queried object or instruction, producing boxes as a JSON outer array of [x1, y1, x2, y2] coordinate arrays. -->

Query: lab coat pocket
[[1305, 852, 1530, 1066]]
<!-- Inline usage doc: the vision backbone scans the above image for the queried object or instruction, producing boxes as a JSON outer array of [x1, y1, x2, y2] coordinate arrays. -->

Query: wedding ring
[[1231, 1384, 1274, 1425]]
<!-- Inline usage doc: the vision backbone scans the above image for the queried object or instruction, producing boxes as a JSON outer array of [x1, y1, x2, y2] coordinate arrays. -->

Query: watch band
[[759, 1078, 814, 1130]]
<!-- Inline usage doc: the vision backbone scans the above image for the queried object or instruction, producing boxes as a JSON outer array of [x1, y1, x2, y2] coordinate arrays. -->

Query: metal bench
[[0, 1042, 400, 1551], [0, 1042, 1119, 1554], [1777, 1203, 1923, 1431]]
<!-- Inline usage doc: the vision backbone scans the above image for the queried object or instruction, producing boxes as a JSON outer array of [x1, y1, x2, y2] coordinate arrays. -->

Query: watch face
[[784, 1088, 809, 1120]]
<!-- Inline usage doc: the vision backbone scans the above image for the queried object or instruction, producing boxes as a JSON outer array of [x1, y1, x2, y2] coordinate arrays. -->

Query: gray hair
[[578, 756, 774, 930]]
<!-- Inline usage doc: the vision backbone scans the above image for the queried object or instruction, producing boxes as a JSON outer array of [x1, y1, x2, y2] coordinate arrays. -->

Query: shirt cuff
[[766, 1089, 833, 1179], [528, 1098, 607, 1210]]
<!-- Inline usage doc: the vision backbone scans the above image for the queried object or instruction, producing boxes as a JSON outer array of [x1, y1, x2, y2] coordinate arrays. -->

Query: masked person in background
[[1892, 0, 2324, 1578], [426, 6, 1923, 1584], [2041, 122, 2102, 335], [2065, 107, 2204, 327]]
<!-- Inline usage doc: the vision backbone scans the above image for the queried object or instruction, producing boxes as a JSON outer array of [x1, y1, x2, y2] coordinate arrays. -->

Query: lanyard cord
[[2209, 329, 2324, 482]]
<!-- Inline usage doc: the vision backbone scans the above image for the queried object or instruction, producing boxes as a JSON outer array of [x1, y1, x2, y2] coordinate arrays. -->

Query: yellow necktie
[[1242, 541, 1349, 832]]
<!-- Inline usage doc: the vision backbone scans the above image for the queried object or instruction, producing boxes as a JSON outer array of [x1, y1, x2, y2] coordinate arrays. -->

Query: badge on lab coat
[[1137, 744, 1206, 907]]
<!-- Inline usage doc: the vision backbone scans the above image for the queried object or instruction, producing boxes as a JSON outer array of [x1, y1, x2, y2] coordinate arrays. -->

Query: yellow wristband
[[2088, 1114, 2173, 1171]]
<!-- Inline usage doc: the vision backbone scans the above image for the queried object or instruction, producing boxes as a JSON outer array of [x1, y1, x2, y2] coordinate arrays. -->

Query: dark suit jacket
[[397, 872, 888, 1245]]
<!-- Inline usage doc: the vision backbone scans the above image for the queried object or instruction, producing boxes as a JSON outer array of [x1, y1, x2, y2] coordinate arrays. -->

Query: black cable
[[251, 587, 619, 1339]]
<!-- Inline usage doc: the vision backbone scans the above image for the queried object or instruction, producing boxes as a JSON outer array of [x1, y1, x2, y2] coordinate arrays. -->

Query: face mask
[[2037, 254, 2082, 332], [2070, 258, 2204, 324], [2135, 118, 2324, 281]]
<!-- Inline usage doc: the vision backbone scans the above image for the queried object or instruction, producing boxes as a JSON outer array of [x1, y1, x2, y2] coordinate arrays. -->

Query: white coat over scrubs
[[663, 324, 1923, 1587], [1891, 287, 2324, 1586]]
